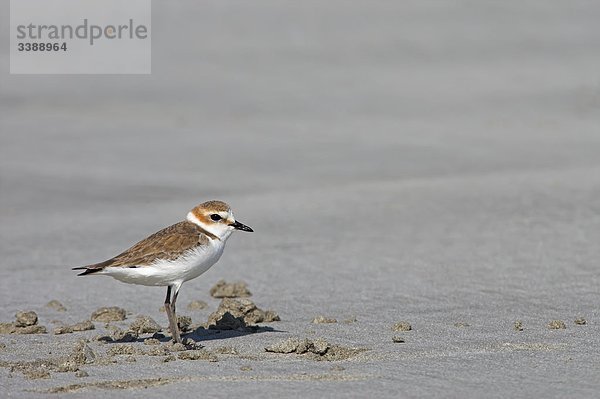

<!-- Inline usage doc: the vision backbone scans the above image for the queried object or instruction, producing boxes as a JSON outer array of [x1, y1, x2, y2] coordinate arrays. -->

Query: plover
[[73, 200, 253, 343]]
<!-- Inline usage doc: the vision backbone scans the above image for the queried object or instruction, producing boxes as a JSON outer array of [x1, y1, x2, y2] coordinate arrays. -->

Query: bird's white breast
[[100, 238, 226, 287]]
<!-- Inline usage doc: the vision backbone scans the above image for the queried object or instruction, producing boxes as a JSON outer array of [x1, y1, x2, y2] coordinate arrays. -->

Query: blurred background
[[1, 2, 600, 394]]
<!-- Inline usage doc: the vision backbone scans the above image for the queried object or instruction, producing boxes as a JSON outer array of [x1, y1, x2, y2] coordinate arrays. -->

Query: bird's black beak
[[230, 220, 254, 232]]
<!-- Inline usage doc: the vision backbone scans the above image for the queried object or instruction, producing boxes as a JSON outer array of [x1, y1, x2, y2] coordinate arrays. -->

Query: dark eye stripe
[[210, 214, 222, 221]]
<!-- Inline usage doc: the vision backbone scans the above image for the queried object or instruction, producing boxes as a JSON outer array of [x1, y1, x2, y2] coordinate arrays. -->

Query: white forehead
[[202, 207, 231, 215]]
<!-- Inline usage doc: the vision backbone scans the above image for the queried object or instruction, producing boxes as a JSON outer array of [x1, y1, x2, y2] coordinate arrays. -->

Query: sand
[[2, 1, 600, 398]]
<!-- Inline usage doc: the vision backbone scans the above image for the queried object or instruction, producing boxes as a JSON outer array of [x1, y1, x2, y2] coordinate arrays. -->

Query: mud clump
[[169, 343, 187, 352], [46, 300, 67, 312], [210, 280, 252, 298], [107, 344, 140, 357], [144, 346, 171, 357], [91, 307, 127, 322], [15, 311, 38, 327], [514, 320, 524, 331], [72, 320, 95, 331], [24, 368, 51, 379], [144, 340, 202, 356], [312, 315, 337, 324], [392, 336, 405, 343], [42, 377, 176, 394], [130, 316, 162, 335], [187, 300, 208, 311], [109, 327, 137, 342], [0, 323, 16, 334], [3, 359, 57, 379], [70, 340, 97, 365], [392, 321, 412, 332], [265, 337, 366, 361], [263, 310, 280, 322], [55, 340, 96, 372], [322, 345, 366, 361], [176, 315, 192, 333], [54, 326, 73, 335], [19, 325, 47, 334], [144, 338, 161, 346], [0, 339, 96, 379], [208, 312, 245, 330], [266, 337, 302, 353], [207, 298, 279, 330], [214, 346, 239, 355], [168, 339, 203, 352], [95, 326, 137, 343], [548, 320, 566, 330], [75, 370, 89, 378], [311, 338, 330, 354], [54, 320, 95, 335], [453, 322, 470, 328], [574, 317, 587, 325], [184, 338, 203, 349], [0, 311, 47, 334], [0, 324, 47, 334], [56, 361, 79, 372], [178, 349, 218, 362]]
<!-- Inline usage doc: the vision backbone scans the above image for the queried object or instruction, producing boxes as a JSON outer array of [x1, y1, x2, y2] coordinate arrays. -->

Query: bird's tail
[[71, 266, 102, 276], [72, 259, 112, 276]]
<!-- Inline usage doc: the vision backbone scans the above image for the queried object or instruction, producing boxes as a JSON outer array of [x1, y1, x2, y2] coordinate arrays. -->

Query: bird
[[72, 200, 253, 343]]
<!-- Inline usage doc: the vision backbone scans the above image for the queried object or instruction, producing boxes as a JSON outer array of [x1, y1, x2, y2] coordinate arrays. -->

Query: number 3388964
[[18, 42, 67, 51]]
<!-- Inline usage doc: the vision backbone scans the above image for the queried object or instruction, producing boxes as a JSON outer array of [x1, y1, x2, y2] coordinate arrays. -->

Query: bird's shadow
[[185, 325, 285, 342], [107, 325, 285, 344]]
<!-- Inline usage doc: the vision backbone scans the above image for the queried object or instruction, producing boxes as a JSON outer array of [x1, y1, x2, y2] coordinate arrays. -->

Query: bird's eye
[[210, 214, 222, 221]]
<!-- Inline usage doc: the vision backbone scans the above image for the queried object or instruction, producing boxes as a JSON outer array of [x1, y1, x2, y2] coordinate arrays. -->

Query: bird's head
[[187, 200, 253, 240]]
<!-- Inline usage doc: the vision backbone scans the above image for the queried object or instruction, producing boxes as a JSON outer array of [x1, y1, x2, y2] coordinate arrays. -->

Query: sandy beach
[[1, 2, 600, 397]]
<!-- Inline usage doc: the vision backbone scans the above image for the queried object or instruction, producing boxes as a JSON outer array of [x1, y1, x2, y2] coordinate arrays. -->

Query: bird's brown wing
[[74, 221, 208, 275]]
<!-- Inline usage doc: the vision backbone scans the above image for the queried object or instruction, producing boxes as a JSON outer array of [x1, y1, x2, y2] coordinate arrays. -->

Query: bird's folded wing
[[80, 221, 206, 271]]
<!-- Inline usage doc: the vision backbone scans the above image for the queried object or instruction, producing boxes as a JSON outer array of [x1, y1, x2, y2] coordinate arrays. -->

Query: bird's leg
[[170, 285, 182, 343], [164, 285, 181, 344], [171, 289, 179, 316]]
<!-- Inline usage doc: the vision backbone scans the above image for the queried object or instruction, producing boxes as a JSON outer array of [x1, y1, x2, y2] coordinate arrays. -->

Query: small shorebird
[[73, 200, 253, 343]]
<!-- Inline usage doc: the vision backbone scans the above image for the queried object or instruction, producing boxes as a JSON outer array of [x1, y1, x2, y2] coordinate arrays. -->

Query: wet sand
[[2, 1, 600, 397]]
